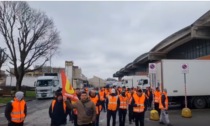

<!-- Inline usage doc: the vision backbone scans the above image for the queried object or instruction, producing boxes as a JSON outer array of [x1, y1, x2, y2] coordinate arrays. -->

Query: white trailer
[[122, 75, 149, 90], [153, 59, 210, 109]]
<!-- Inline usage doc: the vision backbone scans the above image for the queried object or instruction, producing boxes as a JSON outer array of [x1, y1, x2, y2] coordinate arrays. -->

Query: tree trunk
[[16, 75, 24, 91]]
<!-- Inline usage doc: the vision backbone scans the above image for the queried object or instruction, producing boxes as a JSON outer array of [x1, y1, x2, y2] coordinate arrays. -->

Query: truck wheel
[[193, 97, 206, 109]]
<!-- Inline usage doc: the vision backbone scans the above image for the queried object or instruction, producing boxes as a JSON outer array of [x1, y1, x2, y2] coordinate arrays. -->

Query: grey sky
[[2, 1, 210, 79]]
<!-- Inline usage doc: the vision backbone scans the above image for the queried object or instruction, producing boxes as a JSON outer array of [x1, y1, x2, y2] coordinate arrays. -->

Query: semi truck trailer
[[151, 59, 210, 109]]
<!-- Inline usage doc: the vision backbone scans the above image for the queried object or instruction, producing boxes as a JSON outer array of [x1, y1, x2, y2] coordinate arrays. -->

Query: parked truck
[[34, 73, 61, 99], [122, 75, 149, 90], [151, 59, 210, 109]]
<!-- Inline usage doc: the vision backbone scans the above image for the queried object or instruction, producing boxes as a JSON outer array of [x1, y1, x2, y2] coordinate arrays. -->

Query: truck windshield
[[36, 80, 53, 87], [138, 79, 148, 85]]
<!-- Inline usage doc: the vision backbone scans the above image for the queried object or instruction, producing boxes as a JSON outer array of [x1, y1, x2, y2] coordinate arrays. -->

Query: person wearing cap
[[5, 91, 27, 126], [106, 88, 120, 126], [131, 89, 146, 126], [159, 89, 173, 126], [118, 90, 128, 126], [49, 91, 69, 126]]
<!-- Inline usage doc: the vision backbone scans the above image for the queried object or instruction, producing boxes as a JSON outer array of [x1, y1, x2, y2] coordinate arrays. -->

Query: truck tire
[[193, 97, 206, 109]]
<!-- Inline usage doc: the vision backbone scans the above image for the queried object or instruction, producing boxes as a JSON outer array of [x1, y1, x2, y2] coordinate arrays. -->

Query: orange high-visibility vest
[[154, 91, 161, 103], [90, 95, 101, 114], [105, 89, 109, 97], [99, 91, 105, 101], [133, 94, 145, 113], [105, 91, 110, 98], [108, 95, 118, 111], [51, 100, 67, 113], [119, 95, 128, 109], [159, 92, 169, 110], [11, 98, 26, 123]]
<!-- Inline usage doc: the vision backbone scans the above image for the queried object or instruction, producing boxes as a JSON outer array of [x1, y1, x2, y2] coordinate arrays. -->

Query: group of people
[[4, 86, 173, 126]]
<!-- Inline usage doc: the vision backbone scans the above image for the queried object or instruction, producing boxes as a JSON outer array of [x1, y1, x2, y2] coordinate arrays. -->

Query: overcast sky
[[2, 1, 210, 79]]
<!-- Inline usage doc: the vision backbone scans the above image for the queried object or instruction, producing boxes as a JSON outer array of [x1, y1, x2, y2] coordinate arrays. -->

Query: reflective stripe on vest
[[51, 100, 66, 113], [108, 96, 118, 111], [119, 96, 128, 109], [11, 98, 26, 123], [154, 91, 161, 103], [133, 94, 145, 113]]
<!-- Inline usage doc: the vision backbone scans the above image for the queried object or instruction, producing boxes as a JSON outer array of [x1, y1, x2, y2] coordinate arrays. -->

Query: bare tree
[[0, 47, 8, 70], [0, 1, 60, 91]]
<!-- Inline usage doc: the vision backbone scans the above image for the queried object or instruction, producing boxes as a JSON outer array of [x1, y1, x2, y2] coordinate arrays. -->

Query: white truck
[[34, 73, 61, 99], [152, 59, 210, 109], [122, 75, 149, 90]]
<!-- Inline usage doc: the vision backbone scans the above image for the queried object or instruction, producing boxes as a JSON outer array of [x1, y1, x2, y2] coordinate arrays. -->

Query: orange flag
[[60, 70, 78, 102]]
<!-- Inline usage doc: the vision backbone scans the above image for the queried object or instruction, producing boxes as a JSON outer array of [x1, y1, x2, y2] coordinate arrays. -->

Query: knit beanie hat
[[15, 91, 24, 101]]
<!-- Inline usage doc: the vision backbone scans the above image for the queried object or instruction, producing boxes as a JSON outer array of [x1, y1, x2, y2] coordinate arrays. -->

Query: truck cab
[[122, 75, 149, 90], [34, 73, 61, 99]]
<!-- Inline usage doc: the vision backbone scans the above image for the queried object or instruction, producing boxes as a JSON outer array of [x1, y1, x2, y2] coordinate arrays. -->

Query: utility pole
[[99, 78, 100, 88], [50, 49, 52, 73]]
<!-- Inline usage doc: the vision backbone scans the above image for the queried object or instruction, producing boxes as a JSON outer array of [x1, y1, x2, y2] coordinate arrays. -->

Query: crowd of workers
[[4, 85, 173, 126]]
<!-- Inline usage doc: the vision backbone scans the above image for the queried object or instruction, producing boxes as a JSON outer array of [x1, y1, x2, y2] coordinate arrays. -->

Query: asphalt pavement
[[0, 99, 210, 126]]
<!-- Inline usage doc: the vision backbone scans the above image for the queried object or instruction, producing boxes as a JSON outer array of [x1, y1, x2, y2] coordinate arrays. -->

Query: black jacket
[[5, 99, 27, 122], [49, 99, 69, 126]]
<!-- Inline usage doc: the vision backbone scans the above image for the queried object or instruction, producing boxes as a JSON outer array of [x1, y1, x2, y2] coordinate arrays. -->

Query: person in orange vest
[[106, 88, 120, 126], [127, 88, 134, 124], [154, 87, 161, 116], [89, 90, 101, 126], [118, 90, 128, 126], [99, 88, 106, 112], [131, 89, 146, 126], [49, 91, 69, 126], [72, 88, 81, 126], [145, 86, 153, 110], [159, 89, 173, 126], [5, 91, 27, 126]]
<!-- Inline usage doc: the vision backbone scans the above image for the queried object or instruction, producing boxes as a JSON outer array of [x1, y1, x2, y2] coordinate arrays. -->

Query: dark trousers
[[128, 105, 134, 123], [101, 101, 106, 112], [119, 109, 127, 126], [69, 110, 73, 121], [105, 99, 108, 111], [147, 99, 152, 108], [154, 103, 160, 116], [134, 112, 144, 126], [107, 110, 117, 126], [8, 122, 23, 126], [73, 113, 78, 126], [94, 114, 100, 126]]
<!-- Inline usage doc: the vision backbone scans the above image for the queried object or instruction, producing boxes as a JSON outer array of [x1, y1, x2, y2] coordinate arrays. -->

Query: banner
[[61, 70, 78, 102]]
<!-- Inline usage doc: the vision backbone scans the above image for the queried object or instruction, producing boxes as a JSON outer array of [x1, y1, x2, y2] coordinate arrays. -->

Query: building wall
[[88, 76, 105, 87], [167, 39, 210, 59]]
